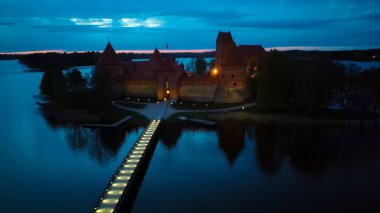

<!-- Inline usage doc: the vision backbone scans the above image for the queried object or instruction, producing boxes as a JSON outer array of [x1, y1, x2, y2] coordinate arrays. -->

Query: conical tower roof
[[221, 44, 245, 67], [150, 48, 161, 60], [97, 42, 122, 65]]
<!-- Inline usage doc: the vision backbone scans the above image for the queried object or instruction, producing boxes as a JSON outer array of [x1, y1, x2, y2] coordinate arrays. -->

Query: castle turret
[[97, 42, 122, 66], [220, 44, 246, 89], [216, 31, 236, 69], [151, 48, 161, 60], [94, 42, 123, 90], [214, 31, 249, 103]]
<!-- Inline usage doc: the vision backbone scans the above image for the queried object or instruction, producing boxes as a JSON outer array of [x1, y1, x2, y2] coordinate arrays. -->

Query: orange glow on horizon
[[116, 49, 215, 54]]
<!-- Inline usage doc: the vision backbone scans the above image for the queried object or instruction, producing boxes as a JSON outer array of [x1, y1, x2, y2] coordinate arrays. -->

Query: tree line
[[14, 51, 216, 71], [256, 50, 380, 116], [184, 58, 215, 75], [39, 64, 88, 99], [282, 48, 379, 62]]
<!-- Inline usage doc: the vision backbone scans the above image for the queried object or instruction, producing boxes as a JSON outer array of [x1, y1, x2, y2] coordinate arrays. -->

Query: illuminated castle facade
[[94, 31, 265, 103]]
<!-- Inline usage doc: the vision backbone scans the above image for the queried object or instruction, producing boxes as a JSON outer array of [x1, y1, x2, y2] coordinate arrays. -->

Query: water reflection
[[158, 121, 247, 164], [289, 126, 339, 176], [132, 120, 380, 212], [254, 125, 283, 176], [158, 120, 380, 178], [40, 109, 145, 164], [160, 122, 184, 149], [254, 123, 380, 177], [216, 121, 246, 164]]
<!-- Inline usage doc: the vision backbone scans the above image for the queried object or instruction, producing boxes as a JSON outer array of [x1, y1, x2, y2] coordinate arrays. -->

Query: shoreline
[[207, 111, 379, 126], [167, 110, 379, 126], [38, 99, 380, 127]]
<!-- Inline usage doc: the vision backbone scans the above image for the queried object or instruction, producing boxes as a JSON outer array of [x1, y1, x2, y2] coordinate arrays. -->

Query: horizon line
[[0, 49, 216, 55], [1, 46, 379, 55]]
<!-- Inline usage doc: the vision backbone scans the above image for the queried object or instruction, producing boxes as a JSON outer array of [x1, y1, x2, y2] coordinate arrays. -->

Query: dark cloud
[[33, 25, 101, 33], [153, 9, 260, 20], [356, 12, 380, 22], [207, 18, 336, 29], [0, 0, 379, 51], [0, 22, 12, 26], [32, 24, 167, 34]]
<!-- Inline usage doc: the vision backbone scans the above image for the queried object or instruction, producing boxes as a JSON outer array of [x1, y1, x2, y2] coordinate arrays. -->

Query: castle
[[94, 31, 265, 103]]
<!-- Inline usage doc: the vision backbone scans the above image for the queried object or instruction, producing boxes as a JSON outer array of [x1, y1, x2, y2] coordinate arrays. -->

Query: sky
[[0, 0, 379, 52]]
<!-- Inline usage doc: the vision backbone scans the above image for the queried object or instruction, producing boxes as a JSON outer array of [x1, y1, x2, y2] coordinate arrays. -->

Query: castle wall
[[96, 64, 123, 84], [215, 66, 249, 103], [219, 66, 247, 89], [214, 87, 249, 103], [123, 79, 156, 97], [178, 77, 218, 102]]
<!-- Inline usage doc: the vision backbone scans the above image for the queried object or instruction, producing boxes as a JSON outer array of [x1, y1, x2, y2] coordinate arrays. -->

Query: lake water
[[338, 61, 380, 70], [1, 60, 380, 212], [0, 60, 145, 212], [176, 57, 214, 66], [129, 122, 380, 212]]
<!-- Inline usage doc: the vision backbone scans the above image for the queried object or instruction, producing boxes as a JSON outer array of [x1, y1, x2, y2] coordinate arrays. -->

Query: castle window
[[233, 82, 237, 86], [231, 74, 234, 78]]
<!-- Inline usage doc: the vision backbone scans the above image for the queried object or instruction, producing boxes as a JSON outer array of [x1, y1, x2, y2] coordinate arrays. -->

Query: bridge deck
[[93, 119, 161, 213]]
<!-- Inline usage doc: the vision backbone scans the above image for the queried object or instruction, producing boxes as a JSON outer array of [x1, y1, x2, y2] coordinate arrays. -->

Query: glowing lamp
[[166, 90, 170, 94], [212, 68, 218, 76]]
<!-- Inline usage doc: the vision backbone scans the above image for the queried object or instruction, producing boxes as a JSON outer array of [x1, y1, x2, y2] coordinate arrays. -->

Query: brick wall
[[123, 79, 156, 97], [178, 76, 218, 102]]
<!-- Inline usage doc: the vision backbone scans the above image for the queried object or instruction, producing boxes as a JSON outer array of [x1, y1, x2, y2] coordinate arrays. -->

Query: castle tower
[[216, 31, 236, 69], [151, 48, 161, 60], [94, 41, 123, 88], [214, 31, 249, 103], [219, 44, 246, 89], [97, 42, 123, 66]]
